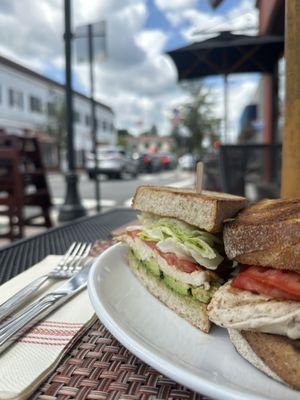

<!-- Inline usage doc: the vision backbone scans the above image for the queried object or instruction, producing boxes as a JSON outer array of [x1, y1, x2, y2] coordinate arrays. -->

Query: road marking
[[122, 176, 194, 208], [124, 198, 133, 207], [167, 178, 195, 188], [53, 198, 117, 208], [140, 175, 155, 181], [140, 171, 180, 181]]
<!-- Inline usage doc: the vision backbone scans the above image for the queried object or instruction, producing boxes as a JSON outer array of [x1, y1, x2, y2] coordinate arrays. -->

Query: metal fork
[[0, 242, 91, 321]]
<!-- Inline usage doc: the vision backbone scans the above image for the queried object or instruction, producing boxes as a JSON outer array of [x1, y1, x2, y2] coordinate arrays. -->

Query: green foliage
[[44, 97, 67, 168], [46, 97, 67, 150], [141, 124, 158, 136], [171, 82, 221, 153], [117, 128, 132, 148]]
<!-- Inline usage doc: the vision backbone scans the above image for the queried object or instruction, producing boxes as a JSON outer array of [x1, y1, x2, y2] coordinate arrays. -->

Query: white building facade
[[0, 55, 115, 167]]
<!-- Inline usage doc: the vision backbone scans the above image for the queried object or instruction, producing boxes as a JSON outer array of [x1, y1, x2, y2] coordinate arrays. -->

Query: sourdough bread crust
[[228, 329, 282, 383], [224, 198, 300, 270], [229, 329, 300, 390], [132, 186, 246, 233], [128, 250, 210, 333]]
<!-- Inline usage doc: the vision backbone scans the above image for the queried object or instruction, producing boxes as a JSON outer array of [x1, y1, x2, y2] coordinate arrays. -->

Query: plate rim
[[88, 243, 291, 400]]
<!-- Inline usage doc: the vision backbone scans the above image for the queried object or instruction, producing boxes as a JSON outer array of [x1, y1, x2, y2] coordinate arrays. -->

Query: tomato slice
[[127, 230, 142, 238], [232, 265, 300, 301], [239, 266, 300, 296], [127, 230, 200, 273], [157, 251, 200, 273]]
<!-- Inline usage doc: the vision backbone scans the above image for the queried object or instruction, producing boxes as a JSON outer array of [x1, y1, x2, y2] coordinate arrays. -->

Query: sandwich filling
[[122, 214, 226, 305], [231, 265, 300, 301], [208, 265, 300, 339]]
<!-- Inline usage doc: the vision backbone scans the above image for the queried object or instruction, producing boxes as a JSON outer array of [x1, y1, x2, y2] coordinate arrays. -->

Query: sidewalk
[[0, 202, 102, 248]]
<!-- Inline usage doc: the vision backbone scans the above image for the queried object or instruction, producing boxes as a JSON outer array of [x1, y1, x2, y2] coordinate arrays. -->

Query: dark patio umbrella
[[167, 31, 284, 141], [168, 31, 283, 79]]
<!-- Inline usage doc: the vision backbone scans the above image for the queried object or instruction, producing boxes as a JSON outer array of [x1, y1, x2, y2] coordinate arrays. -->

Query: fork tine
[[69, 243, 89, 266], [69, 243, 92, 272], [58, 242, 77, 267], [82, 243, 92, 258], [61, 242, 82, 270], [67, 242, 89, 268]]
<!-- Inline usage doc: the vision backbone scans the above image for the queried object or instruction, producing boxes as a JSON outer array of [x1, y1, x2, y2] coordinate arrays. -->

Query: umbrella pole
[[281, 0, 300, 198], [223, 74, 228, 143]]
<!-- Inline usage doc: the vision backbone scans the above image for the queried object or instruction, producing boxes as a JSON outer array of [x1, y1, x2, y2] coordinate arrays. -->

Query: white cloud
[[155, 0, 197, 11], [159, 0, 258, 39], [136, 30, 169, 55], [72, 0, 179, 134], [0, 0, 259, 140]]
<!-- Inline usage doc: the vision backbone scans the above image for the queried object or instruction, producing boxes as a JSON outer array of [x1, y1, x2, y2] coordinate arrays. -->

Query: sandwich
[[119, 185, 246, 333], [208, 198, 300, 389]]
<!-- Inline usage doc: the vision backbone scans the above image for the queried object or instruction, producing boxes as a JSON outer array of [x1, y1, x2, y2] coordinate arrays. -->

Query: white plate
[[88, 243, 299, 400]]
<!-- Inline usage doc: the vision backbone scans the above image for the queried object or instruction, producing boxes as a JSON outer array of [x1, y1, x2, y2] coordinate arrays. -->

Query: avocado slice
[[164, 275, 191, 296], [143, 258, 161, 277], [191, 283, 220, 304], [129, 249, 220, 303], [130, 249, 161, 277]]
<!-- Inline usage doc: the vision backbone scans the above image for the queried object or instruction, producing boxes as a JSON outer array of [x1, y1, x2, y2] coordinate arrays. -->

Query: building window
[[85, 114, 92, 126], [110, 123, 114, 132], [47, 102, 56, 116], [30, 95, 43, 113], [8, 88, 24, 110], [74, 111, 81, 123], [102, 120, 107, 130]]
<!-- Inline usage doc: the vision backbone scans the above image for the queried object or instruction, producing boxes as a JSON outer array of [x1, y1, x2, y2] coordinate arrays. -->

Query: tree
[[141, 124, 158, 136], [117, 128, 132, 148], [171, 82, 221, 153]]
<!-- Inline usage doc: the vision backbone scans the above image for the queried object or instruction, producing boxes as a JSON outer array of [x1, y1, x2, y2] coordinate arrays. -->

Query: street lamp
[[75, 21, 106, 213], [58, 0, 86, 222]]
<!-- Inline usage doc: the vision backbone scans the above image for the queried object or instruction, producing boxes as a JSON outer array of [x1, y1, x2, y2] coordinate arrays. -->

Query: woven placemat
[[32, 319, 212, 400]]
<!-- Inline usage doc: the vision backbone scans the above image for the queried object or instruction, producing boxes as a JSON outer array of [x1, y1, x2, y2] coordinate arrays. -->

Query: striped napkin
[[0, 255, 97, 400]]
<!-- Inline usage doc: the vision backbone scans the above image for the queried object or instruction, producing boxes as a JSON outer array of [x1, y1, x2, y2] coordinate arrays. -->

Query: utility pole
[[59, 0, 86, 222], [88, 23, 101, 212]]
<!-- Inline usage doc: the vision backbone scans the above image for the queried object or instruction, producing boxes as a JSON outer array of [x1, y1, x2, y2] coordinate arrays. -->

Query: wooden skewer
[[196, 161, 204, 194]]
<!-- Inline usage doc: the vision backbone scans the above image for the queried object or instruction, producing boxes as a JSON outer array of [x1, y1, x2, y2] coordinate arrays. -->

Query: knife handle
[[0, 276, 49, 322], [0, 291, 69, 355]]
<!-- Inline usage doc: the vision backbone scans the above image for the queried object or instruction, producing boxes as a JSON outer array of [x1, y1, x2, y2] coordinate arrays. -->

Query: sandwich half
[[208, 198, 300, 389], [120, 185, 246, 333]]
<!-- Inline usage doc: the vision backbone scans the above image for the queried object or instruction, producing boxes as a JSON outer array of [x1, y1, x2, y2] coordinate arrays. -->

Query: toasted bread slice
[[224, 198, 300, 270], [229, 329, 300, 390], [128, 250, 210, 333], [132, 186, 246, 233]]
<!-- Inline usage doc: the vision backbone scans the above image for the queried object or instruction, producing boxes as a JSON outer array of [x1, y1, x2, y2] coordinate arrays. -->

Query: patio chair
[[0, 136, 53, 241]]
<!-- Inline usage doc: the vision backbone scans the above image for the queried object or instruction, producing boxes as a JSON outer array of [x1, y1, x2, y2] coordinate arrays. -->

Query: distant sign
[[75, 21, 106, 63]]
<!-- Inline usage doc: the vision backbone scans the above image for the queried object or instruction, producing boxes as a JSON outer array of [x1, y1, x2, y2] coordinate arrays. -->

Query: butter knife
[[0, 262, 92, 355]]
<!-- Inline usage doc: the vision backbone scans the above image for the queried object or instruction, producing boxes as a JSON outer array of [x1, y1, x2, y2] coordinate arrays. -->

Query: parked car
[[178, 153, 197, 171], [137, 151, 161, 173], [157, 152, 178, 170], [86, 147, 138, 179]]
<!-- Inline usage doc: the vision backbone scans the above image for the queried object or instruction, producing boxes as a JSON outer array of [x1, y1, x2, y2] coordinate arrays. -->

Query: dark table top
[[0, 208, 137, 284]]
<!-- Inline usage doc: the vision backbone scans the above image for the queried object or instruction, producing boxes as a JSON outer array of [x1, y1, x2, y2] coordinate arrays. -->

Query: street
[[0, 168, 195, 247], [49, 169, 195, 212]]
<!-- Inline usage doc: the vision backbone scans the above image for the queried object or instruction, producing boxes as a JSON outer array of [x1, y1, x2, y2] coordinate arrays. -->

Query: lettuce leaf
[[137, 214, 224, 269]]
